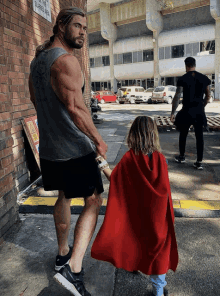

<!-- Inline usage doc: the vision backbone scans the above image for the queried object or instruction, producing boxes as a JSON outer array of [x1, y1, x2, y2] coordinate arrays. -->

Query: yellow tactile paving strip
[[22, 197, 220, 210], [22, 197, 108, 206]]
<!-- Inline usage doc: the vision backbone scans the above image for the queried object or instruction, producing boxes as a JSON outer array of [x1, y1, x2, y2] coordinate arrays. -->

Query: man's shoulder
[[51, 51, 80, 74]]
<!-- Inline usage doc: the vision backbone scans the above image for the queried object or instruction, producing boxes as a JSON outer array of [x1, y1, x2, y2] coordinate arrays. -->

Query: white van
[[117, 86, 146, 104]]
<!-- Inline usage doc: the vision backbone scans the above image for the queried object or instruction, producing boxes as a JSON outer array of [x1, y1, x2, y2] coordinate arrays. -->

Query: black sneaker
[[55, 246, 73, 271], [193, 161, 203, 170], [54, 264, 91, 296], [175, 155, 186, 163]]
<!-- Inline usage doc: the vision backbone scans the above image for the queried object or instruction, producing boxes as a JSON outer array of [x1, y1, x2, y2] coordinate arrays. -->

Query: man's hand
[[96, 140, 108, 159], [170, 114, 175, 123]]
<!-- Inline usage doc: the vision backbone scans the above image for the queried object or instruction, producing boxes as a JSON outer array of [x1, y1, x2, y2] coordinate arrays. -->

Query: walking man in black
[[170, 57, 211, 170]]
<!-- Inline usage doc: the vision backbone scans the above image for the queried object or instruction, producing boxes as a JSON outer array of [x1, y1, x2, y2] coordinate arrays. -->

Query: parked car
[[117, 86, 146, 104], [94, 91, 119, 104], [136, 87, 154, 103], [150, 85, 177, 104]]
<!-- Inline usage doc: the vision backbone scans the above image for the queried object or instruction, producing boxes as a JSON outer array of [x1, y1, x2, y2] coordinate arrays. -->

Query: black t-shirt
[[177, 71, 211, 109]]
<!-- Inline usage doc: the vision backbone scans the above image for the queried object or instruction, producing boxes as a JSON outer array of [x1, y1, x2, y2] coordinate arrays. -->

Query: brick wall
[[0, 0, 91, 239]]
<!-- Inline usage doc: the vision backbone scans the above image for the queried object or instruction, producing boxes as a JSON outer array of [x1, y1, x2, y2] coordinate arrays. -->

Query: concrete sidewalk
[[1, 109, 220, 296]]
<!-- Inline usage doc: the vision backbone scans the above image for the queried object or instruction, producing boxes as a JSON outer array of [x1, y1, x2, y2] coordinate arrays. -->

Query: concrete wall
[[159, 55, 215, 77], [163, 5, 215, 31], [0, 0, 91, 239], [158, 24, 215, 46]]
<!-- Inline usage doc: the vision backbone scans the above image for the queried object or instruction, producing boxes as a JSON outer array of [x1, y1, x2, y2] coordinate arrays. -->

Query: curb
[[19, 197, 220, 217]]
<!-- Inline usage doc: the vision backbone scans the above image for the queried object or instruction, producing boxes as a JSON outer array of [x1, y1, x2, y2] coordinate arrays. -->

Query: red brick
[[5, 137, 14, 148], [12, 112, 22, 119], [0, 112, 11, 121], [1, 155, 13, 169]]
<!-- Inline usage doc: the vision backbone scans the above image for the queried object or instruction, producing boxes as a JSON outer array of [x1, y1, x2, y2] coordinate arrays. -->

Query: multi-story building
[[87, 0, 220, 100]]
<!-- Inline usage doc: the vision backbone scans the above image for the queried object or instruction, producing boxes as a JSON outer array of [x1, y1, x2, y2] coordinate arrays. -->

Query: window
[[200, 40, 215, 54], [123, 52, 132, 64], [95, 82, 101, 91], [165, 46, 171, 59], [90, 58, 94, 68], [102, 56, 110, 66], [171, 45, 184, 58], [133, 51, 143, 63], [143, 50, 154, 62], [154, 86, 165, 92], [117, 54, 123, 65], [114, 54, 118, 65], [185, 43, 193, 57], [192, 42, 200, 56], [159, 47, 164, 60], [94, 57, 102, 67]]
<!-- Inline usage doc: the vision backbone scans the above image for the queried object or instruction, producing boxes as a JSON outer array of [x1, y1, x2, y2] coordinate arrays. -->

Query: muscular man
[[170, 57, 211, 170], [29, 7, 107, 296]]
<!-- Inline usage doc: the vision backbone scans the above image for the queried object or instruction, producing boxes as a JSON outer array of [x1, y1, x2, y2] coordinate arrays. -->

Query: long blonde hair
[[35, 7, 86, 58], [127, 116, 161, 155]]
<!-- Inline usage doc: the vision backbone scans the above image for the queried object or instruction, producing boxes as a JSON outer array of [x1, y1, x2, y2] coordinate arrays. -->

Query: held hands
[[96, 155, 110, 171]]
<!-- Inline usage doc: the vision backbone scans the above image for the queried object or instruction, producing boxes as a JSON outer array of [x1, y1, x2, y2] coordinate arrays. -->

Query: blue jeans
[[150, 274, 167, 296]]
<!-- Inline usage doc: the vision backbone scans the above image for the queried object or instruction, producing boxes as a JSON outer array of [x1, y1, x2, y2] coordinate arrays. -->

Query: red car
[[94, 91, 119, 104]]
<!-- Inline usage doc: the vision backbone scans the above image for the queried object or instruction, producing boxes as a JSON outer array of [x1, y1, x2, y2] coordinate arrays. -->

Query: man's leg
[[194, 123, 204, 162], [69, 189, 103, 273], [53, 190, 72, 256], [179, 124, 191, 157]]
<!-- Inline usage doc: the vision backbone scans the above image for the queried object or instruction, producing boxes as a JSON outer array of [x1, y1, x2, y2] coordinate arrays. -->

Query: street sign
[[33, 0, 52, 22]]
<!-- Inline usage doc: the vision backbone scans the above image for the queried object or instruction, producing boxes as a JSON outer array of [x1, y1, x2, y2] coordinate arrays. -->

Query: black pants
[[179, 123, 204, 162]]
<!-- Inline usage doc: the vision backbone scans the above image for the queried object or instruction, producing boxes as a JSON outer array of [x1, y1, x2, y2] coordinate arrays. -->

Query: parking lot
[[97, 101, 220, 117]]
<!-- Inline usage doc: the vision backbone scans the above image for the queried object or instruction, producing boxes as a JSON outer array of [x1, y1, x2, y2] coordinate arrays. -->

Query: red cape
[[91, 149, 178, 275]]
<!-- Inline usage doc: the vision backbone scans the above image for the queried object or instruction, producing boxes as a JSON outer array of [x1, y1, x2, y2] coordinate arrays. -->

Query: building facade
[[87, 0, 220, 100]]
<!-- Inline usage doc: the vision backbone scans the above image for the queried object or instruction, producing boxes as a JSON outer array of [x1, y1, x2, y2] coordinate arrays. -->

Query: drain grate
[[154, 116, 220, 130]]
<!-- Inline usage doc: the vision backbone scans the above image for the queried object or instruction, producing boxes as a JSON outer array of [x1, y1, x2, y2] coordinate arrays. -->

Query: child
[[91, 116, 178, 296]]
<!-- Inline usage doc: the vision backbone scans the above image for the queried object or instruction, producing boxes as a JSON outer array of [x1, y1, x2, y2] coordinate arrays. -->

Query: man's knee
[[84, 191, 103, 208]]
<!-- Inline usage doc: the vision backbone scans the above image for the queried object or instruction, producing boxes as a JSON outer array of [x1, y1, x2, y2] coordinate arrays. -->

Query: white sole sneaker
[[54, 272, 82, 296], [55, 259, 70, 271]]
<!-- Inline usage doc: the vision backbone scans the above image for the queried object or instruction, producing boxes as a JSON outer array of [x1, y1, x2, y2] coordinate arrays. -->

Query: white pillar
[[210, 0, 220, 100], [99, 3, 117, 93], [146, 0, 163, 87]]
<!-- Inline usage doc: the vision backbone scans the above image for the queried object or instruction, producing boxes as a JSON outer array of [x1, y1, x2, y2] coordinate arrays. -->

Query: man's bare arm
[[28, 74, 37, 110], [171, 86, 183, 115], [204, 85, 211, 107], [51, 54, 107, 155]]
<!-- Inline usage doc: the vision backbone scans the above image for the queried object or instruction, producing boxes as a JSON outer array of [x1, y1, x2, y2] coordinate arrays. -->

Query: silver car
[[151, 85, 177, 104]]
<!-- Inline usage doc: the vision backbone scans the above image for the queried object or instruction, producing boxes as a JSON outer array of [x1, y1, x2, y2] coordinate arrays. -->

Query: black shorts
[[40, 151, 104, 199]]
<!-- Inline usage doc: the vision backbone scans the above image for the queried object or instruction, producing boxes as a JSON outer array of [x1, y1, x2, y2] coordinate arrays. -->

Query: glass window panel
[[171, 45, 184, 58], [159, 47, 164, 60], [133, 51, 138, 63], [165, 46, 171, 59], [186, 44, 193, 57], [102, 56, 110, 66], [114, 54, 118, 65], [117, 54, 123, 64], [143, 50, 154, 62], [192, 42, 200, 56], [90, 58, 94, 68], [123, 52, 132, 64], [137, 51, 143, 62], [200, 40, 215, 54], [94, 57, 102, 67], [95, 82, 101, 91]]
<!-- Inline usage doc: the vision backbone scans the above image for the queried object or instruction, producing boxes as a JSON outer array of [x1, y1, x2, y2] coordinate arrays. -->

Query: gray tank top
[[30, 47, 95, 161]]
